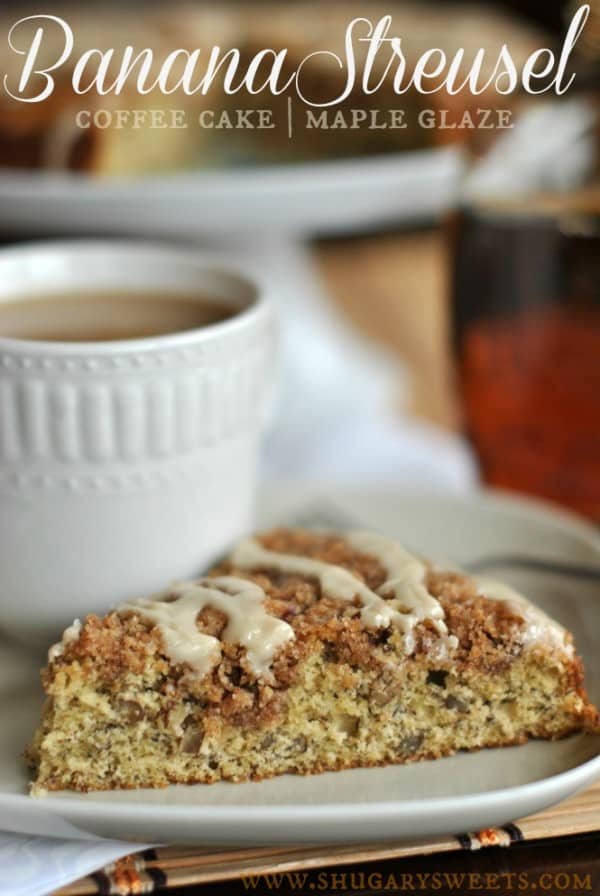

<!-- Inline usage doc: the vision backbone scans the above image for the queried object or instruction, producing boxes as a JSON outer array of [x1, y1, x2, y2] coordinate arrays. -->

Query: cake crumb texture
[[28, 529, 599, 793]]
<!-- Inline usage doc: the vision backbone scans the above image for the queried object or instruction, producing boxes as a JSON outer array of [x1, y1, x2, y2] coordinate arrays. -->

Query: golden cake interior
[[28, 529, 599, 793]]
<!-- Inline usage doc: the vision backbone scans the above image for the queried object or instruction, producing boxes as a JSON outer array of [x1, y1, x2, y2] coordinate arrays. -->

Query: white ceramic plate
[[0, 485, 599, 844], [0, 147, 462, 239]]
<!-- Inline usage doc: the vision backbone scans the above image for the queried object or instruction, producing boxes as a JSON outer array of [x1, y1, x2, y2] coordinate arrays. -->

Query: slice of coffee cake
[[28, 529, 598, 792]]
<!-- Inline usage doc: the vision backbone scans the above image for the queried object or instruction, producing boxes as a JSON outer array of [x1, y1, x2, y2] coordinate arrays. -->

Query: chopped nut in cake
[[27, 528, 599, 793]]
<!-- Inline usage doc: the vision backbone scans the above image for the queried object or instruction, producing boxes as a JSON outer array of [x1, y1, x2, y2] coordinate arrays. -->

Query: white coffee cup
[[0, 240, 274, 646]]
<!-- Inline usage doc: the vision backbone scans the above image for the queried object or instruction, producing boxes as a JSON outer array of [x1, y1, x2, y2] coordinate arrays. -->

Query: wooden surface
[[316, 231, 460, 431], [157, 832, 600, 896]]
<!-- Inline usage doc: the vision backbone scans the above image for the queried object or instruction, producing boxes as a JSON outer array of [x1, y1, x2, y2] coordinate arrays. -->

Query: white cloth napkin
[[0, 835, 150, 896], [0, 241, 476, 895], [248, 239, 475, 488]]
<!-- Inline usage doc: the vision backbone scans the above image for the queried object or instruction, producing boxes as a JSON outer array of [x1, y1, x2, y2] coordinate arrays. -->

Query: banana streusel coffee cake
[[28, 529, 599, 793]]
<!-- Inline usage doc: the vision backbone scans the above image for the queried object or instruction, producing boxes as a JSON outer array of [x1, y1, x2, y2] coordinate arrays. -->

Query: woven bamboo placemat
[[55, 779, 600, 895]]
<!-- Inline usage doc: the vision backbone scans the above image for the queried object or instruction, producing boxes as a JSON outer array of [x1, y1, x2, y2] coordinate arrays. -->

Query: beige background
[[316, 230, 460, 431]]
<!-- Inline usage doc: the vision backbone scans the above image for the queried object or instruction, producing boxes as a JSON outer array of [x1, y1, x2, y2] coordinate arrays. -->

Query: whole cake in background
[[0, 2, 545, 174], [28, 528, 598, 793]]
